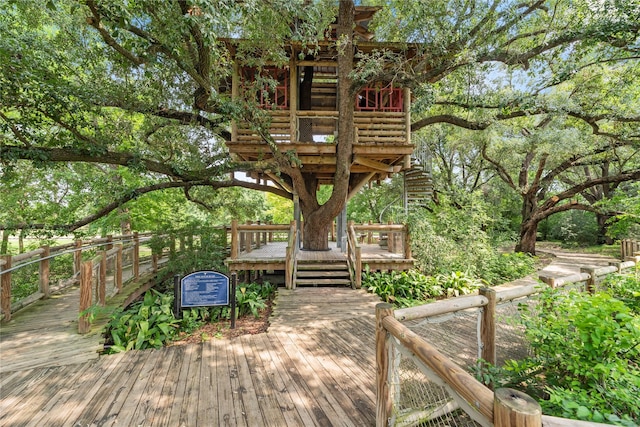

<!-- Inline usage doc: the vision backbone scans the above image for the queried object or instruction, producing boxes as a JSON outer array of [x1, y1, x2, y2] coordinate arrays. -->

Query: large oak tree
[[1, 0, 639, 252]]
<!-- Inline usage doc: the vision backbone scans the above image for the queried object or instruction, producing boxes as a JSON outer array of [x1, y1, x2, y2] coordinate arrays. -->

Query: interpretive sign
[[180, 270, 229, 308]]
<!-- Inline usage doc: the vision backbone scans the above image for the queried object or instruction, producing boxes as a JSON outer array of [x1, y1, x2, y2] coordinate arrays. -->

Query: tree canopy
[[1, 0, 639, 252]]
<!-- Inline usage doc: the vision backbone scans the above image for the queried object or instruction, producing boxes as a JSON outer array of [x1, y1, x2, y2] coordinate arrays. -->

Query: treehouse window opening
[[356, 84, 403, 112], [241, 66, 289, 109]]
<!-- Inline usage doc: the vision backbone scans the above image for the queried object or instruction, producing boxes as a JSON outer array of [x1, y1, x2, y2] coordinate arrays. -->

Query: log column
[[494, 388, 541, 427]]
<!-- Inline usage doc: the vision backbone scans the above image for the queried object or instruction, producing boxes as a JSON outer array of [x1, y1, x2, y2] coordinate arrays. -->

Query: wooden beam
[[348, 172, 376, 200], [353, 155, 402, 173]]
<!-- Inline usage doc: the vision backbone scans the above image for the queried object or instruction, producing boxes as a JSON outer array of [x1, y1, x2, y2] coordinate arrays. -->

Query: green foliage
[[105, 282, 275, 353], [601, 272, 640, 315], [407, 198, 535, 284], [494, 288, 640, 425], [10, 253, 74, 302], [363, 269, 480, 307]]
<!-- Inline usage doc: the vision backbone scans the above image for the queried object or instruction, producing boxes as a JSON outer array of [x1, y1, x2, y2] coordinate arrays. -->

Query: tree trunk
[[596, 213, 614, 245], [516, 193, 539, 255], [0, 230, 8, 254], [516, 219, 539, 254], [298, 0, 354, 250]]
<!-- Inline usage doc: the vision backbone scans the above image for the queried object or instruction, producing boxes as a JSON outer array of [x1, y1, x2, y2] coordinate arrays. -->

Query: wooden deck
[[226, 240, 413, 271], [1, 288, 382, 426]]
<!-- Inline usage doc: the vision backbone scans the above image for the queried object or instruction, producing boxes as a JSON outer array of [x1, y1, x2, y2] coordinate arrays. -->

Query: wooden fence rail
[[620, 238, 640, 259], [376, 255, 640, 426], [0, 232, 157, 322]]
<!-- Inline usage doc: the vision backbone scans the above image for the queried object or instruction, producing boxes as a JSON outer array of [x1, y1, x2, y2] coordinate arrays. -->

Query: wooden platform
[[0, 282, 537, 426], [1, 288, 381, 426]]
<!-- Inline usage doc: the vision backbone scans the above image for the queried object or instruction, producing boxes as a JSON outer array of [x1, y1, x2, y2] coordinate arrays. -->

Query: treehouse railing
[[376, 255, 640, 427], [229, 220, 291, 259], [621, 238, 640, 259], [0, 233, 161, 323], [234, 110, 410, 145]]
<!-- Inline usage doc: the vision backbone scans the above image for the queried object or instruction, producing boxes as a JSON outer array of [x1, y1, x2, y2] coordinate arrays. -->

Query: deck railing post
[[246, 221, 253, 253], [494, 388, 542, 427], [99, 251, 107, 306], [231, 220, 239, 259], [256, 221, 262, 249], [115, 244, 123, 293], [39, 245, 50, 298], [368, 220, 373, 244], [170, 236, 176, 260], [580, 267, 597, 294], [403, 224, 411, 259], [479, 287, 497, 384], [355, 246, 362, 289], [106, 235, 113, 251], [78, 261, 93, 334], [376, 303, 394, 427], [387, 220, 395, 253], [133, 232, 140, 279], [73, 239, 82, 277], [1, 255, 12, 322]]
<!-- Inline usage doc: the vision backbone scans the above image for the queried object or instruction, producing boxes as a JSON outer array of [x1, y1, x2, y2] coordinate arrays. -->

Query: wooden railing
[[346, 221, 362, 289], [621, 238, 640, 259], [285, 221, 298, 289], [376, 255, 640, 427], [0, 233, 175, 329], [229, 220, 291, 259]]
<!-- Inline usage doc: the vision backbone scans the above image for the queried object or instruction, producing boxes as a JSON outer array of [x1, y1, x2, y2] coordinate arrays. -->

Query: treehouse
[[223, 6, 417, 197], [223, 6, 431, 287]]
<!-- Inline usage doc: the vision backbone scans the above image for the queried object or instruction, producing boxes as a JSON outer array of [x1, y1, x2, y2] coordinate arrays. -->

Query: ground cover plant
[[104, 282, 275, 353], [486, 273, 640, 426]]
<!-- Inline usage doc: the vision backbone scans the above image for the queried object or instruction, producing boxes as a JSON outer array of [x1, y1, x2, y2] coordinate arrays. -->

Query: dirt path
[[535, 242, 620, 278]]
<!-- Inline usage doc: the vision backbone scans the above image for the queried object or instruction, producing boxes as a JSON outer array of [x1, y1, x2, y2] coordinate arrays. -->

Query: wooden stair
[[404, 155, 433, 208], [295, 259, 352, 287]]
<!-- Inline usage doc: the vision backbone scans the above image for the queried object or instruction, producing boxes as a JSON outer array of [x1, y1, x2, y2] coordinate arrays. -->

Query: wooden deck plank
[[253, 333, 318, 426], [271, 331, 355, 426], [226, 337, 250, 427], [167, 344, 199, 427], [150, 345, 185, 426], [212, 337, 244, 427], [42, 353, 126, 427], [238, 334, 291, 426], [196, 340, 218, 426], [106, 348, 165, 426], [230, 337, 265, 425]]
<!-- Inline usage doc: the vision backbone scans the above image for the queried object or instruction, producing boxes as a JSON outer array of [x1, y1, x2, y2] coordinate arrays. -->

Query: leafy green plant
[[363, 269, 480, 307], [494, 288, 640, 425]]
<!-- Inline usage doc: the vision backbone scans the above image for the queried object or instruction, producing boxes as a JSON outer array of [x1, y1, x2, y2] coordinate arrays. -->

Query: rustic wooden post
[[580, 267, 597, 294], [403, 224, 411, 259], [387, 220, 395, 253], [78, 261, 93, 334], [268, 221, 273, 242], [115, 244, 123, 292], [494, 388, 542, 427], [152, 252, 159, 273], [133, 232, 140, 279], [179, 235, 185, 252], [169, 236, 176, 259], [246, 220, 253, 253], [480, 287, 497, 383], [376, 303, 394, 427], [1, 255, 12, 322], [355, 246, 362, 289], [39, 245, 50, 298], [231, 220, 239, 259], [99, 251, 107, 306], [331, 220, 336, 242], [256, 221, 262, 249], [73, 239, 82, 276], [368, 221, 373, 244], [106, 235, 113, 250]]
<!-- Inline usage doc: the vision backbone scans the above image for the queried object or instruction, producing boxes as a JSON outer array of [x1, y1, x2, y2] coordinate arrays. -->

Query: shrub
[[363, 269, 480, 307], [495, 288, 640, 425]]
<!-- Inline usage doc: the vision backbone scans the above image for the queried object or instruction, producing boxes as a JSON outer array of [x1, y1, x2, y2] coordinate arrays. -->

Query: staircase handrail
[[285, 221, 299, 289], [346, 221, 362, 289]]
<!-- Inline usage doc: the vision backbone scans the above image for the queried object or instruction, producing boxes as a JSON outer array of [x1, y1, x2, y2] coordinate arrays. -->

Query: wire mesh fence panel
[[494, 298, 535, 365], [403, 308, 483, 369], [389, 339, 482, 427]]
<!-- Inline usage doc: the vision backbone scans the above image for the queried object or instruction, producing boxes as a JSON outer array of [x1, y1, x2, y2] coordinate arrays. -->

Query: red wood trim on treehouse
[[241, 66, 289, 109], [356, 84, 403, 112]]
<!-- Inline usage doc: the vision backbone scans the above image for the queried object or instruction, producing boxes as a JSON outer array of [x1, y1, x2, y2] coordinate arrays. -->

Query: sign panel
[[180, 271, 229, 308]]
